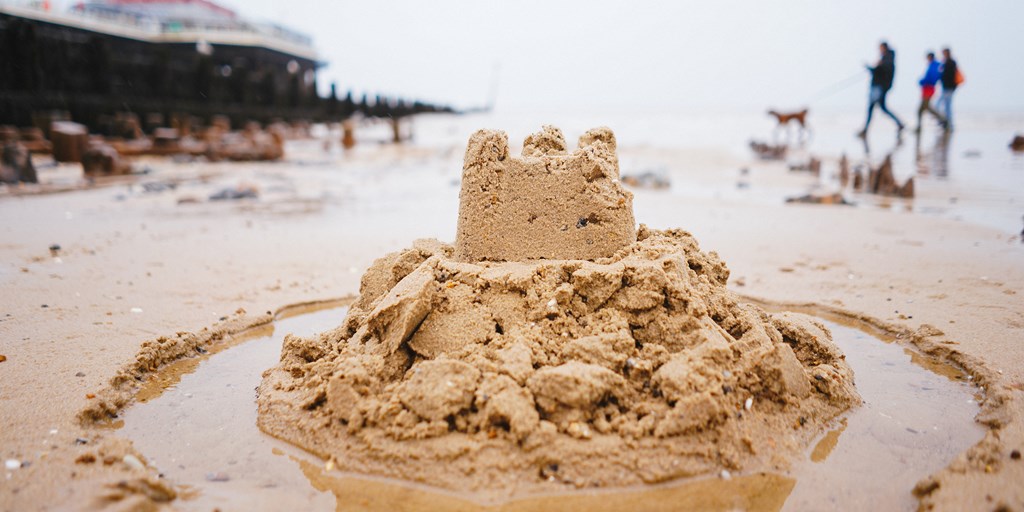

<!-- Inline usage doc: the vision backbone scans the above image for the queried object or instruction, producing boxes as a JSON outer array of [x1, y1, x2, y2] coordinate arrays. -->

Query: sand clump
[[257, 126, 859, 497]]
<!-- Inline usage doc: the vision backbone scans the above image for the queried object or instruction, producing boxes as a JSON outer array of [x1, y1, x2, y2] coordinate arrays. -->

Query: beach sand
[[0, 112, 1022, 510]]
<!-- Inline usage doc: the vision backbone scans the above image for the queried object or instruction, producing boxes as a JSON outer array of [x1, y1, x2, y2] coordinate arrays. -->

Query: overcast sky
[[89, 1, 1024, 112]]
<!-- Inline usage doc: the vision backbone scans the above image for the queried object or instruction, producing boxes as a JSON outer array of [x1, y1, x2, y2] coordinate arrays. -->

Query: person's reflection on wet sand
[[861, 127, 904, 164], [914, 129, 951, 178]]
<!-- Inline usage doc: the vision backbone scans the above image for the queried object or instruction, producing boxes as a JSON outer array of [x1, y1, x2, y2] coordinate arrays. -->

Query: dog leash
[[805, 71, 867, 104]]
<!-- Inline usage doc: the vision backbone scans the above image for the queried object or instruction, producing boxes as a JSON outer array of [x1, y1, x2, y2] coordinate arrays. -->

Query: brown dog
[[768, 109, 808, 129], [768, 108, 811, 142]]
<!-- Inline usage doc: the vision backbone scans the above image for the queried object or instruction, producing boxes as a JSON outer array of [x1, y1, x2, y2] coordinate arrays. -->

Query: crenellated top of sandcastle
[[455, 125, 636, 262]]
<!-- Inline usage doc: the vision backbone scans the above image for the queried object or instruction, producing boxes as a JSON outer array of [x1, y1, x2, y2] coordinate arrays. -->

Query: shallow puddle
[[120, 303, 983, 511]]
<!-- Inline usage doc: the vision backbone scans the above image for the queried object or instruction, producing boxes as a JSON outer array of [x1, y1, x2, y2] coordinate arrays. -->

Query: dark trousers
[[864, 85, 904, 131]]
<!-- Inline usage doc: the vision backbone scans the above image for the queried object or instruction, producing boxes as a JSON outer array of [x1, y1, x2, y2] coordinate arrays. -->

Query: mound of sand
[[257, 127, 859, 498]]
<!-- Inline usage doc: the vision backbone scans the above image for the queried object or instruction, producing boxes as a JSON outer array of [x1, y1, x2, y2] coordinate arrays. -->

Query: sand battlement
[[455, 126, 636, 261]]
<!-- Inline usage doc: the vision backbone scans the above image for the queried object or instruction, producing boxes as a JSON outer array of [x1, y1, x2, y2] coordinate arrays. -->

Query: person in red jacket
[[916, 51, 946, 131]]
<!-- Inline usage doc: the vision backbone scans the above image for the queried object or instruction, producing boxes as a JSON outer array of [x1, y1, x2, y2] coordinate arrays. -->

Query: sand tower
[[454, 126, 636, 261]]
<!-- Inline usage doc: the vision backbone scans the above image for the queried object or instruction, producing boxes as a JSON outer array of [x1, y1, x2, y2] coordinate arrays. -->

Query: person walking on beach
[[937, 47, 960, 131], [858, 41, 905, 138], [916, 51, 946, 131]]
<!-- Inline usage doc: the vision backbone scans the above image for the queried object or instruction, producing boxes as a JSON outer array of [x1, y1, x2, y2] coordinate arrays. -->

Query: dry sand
[[0, 120, 1022, 511]]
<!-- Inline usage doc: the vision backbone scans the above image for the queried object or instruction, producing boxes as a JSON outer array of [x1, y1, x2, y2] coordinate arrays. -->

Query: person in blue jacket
[[916, 51, 946, 131], [858, 41, 906, 138]]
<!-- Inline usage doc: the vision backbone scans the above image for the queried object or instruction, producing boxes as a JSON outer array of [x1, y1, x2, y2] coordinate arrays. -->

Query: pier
[[0, 1, 452, 134]]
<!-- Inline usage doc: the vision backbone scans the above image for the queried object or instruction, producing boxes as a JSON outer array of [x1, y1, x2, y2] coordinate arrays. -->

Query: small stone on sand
[[122, 454, 144, 471]]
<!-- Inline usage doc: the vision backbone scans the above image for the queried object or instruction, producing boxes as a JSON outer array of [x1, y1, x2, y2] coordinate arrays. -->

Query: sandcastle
[[257, 126, 859, 498]]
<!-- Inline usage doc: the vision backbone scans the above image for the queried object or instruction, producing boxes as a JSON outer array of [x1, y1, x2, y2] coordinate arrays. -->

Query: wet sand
[[120, 304, 980, 511], [1, 112, 1022, 510]]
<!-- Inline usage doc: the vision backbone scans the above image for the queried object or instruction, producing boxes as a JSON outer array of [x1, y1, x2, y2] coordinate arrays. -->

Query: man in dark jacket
[[937, 47, 959, 131], [858, 41, 905, 138]]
